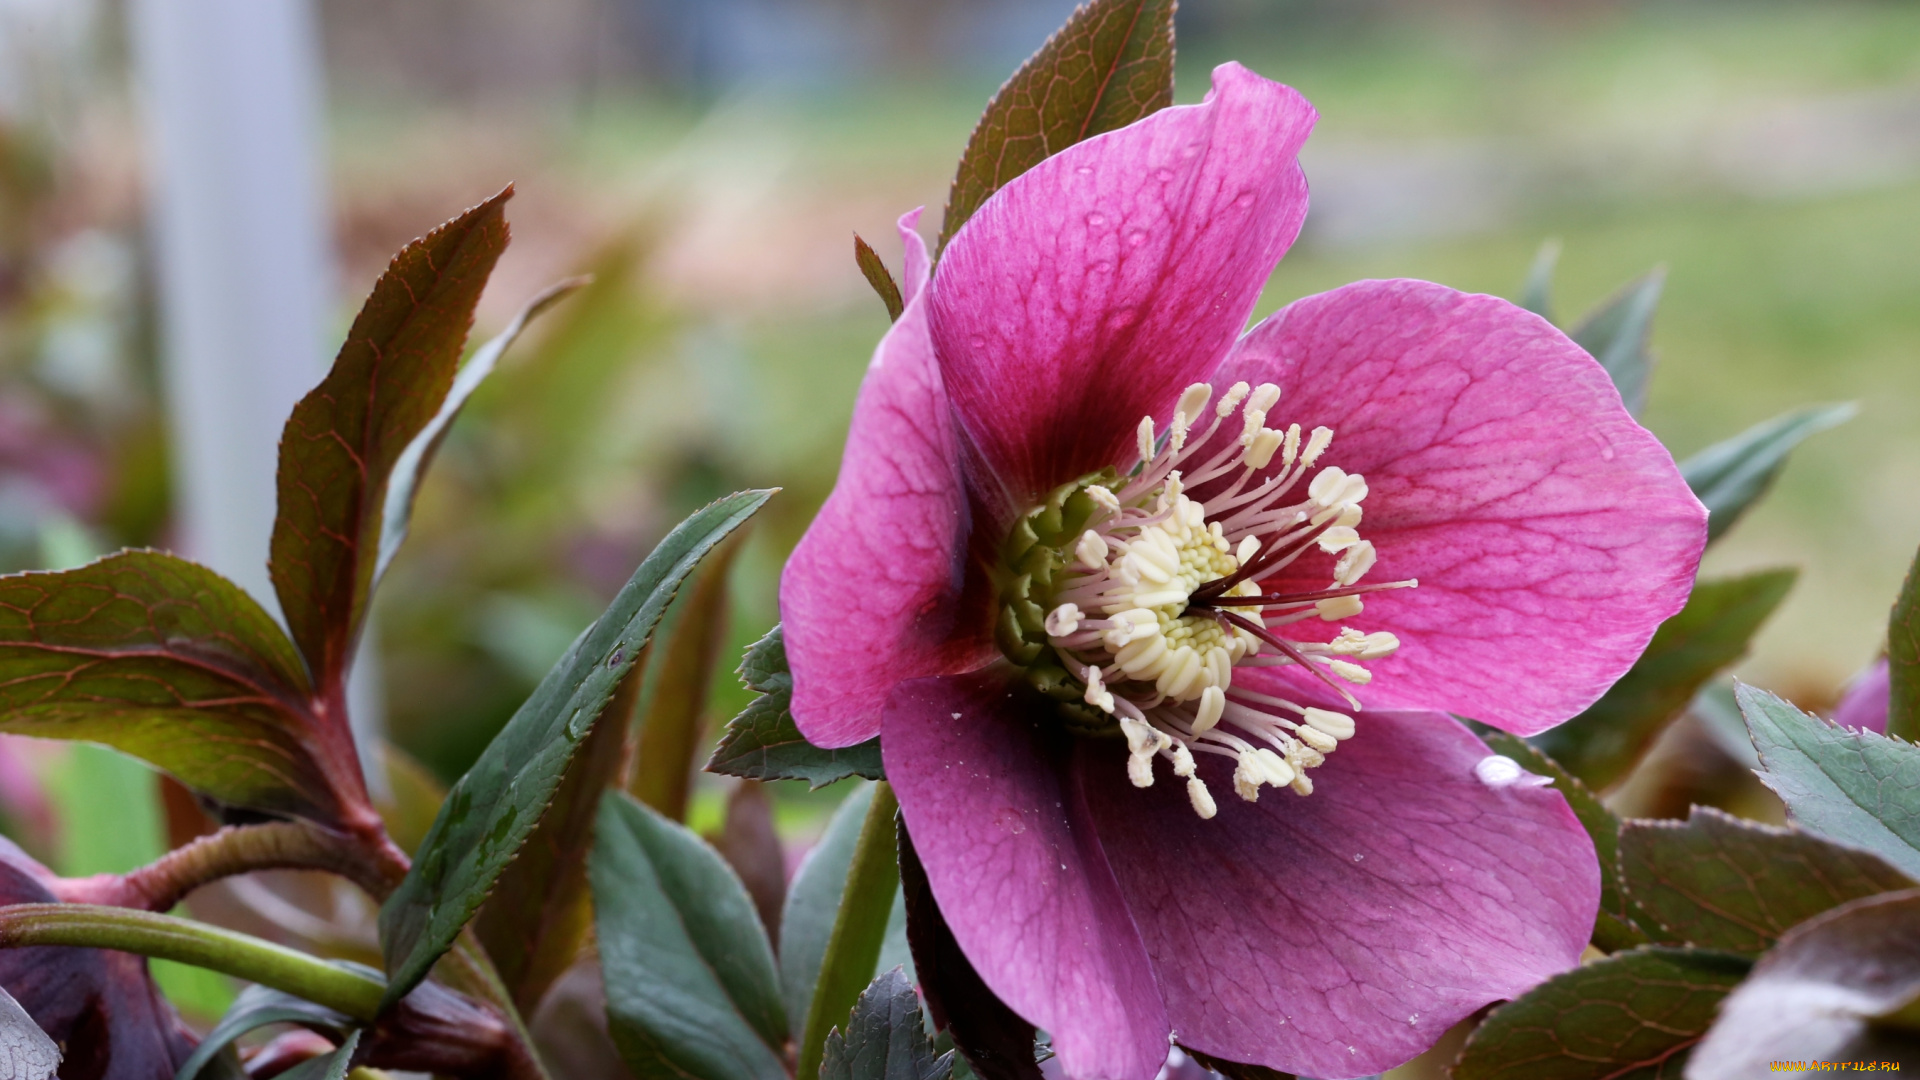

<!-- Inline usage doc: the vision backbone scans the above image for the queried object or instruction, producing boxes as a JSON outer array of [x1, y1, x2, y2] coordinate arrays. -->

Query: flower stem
[[54, 820, 410, 912], [0, 903, 385, 1020], [796, 780, 901, 1080]]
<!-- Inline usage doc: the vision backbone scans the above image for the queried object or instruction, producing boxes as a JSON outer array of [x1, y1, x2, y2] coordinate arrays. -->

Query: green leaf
[[821, 968, 953, 1080], [799, 783, 903, 1080], [0, 984, 59, 1080], [1568, 267, 1663, 417], [276, 1030, 362, 1080], [1519, 238, 1560, 322], [378, 489, 771, 1007], [591, 790, 788, 1080], [937, 0, 1176, 253], [854, 235, 904, 323], [1739, 683, 1920, 879], [1452, 946, 1751, 1080], [269, 186, 512, 696], [1480, 733, 1653, 952], [1890, 543, 1920, 742], [1620, 806, 1913, 955], [782, 782, 881, 1039], [1679, 402, 1856, 544], [707, 625, 884, 788], [632, 535, 743, 821], [474, 659, 643, 1012], [175, 985, 352, 1080], [0, 551, 363, 825], [1689, 679, 1757, 770], [1531, 568, 1796, 791], [376, 275, 588, 585], [1686, 889, 1920, 1078]]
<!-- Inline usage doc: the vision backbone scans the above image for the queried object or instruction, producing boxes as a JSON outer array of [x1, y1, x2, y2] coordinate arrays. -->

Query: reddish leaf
[[937, 0, 1176, 253], [716, 781, 786, 950], [0, 551, 368, 827], [269, 187, 513, 704], [630, 535, 742, 821], [853, 234, 904, 323], [1891, 543, 1920, 742]]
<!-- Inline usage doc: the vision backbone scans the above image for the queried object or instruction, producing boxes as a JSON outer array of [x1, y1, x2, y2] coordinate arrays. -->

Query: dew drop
[[1127, 231, 1148, 247], [1475, 754, 1554, 788], [1087, 212, 1107, 227], [1077, 165, 1095, 176], [1352, 853, 1364, 862], [970, 335, 987, 350], [1154, 168, 1174, 182], [1235, 192, 1256, 208]]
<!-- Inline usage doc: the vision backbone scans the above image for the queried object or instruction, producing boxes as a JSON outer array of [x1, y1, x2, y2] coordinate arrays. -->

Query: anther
[[1301, 426, 1334, 466], [1187, 777, 1218, 818], [1176, 383, 1213, 426], [1316, 526, 1360, 553], [1334, 541, 1377, 585], [1075, 530, 1108, 570], [1085, 667, 1116, 713], [1137, 417, 1156, 463], [1302, 708, 1356, 740], [1315, 594, 1364, 620], [1244, 428, 1283, 469], [1328, 659, 1372, 684], [1046, 603, 1082, 637], [1215, 381, 1250, 418], [1193, 685, 1226, 733]]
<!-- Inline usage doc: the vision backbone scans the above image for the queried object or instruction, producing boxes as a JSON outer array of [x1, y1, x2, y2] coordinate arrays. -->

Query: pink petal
[[1209, 280, 1706, 735], [930, 63, 1314, 504], [780, 242, 993, 748], [1832, 658, 1890, 734], [885, 672, 1171, 1080], [1079, 710, 1598, 1078], [898, 207, 931, 307]]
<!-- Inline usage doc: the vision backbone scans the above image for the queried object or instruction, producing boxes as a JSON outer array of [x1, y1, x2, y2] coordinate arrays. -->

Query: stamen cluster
[[995, 382, 1416, 818]]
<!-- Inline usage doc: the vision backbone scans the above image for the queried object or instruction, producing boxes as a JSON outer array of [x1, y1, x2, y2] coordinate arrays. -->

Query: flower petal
[[1832, 659, 1890, 734], [1211, 279, 1707, 735], [885, 672, 1170, 1080], [930, 62, 1314, 503], [1079, 710, 1598, 1078], [780, 232, 993, 748]]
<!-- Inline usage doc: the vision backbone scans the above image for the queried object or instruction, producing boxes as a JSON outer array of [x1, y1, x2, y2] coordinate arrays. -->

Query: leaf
[[1530, 569, 1796, 791], [1568, 267, 1663, 417], [0, 550, 362, 825], [821, 968, 953, 1080], [1179, 1049, 1294, 1080], [717, 781, 787, 951], [270, 186, 512, 696], [591, 790, 788, 1080], [1620, 806, 1913, 955], [937, 0, 1176, 253], [1520, 237, 1560, 322], [275, 1030, 361, 1080], [378, 489, 772, 1007], [375, 275, 589, 585], [0, 983, 59, 1080], [1688, 679, 1757, 770], [1679, 402, 1857, 544], [1480, 733, 1653, 952], [1739, 683, 1920, 879], [474, 658, 643, 1012], [175, 985, 352, 1080], [854, 235, 904, 323], [797, 783, 902, 1080], [1452, 946, 1751, 1080], [1686, 889, 1920, 1079], [631, 534, 743, 821], [707, 625, 884, 788], [372, 740, 448, 856], [1891, 542, 1920, 743], [782, 782, 883, 1037]]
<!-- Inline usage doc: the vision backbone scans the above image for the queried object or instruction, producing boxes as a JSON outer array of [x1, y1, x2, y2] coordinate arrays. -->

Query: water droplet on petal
[[1087, 212, 1107, 227], [1154, 168, 1174, 182], [1077, 165, 1095, 176], [1475, 754, 1554, 788], [1236, 191, 1256, 208], [1127, 231, 1148, 247]]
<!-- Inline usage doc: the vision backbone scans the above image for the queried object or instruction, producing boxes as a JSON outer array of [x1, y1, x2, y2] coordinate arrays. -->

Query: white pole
[[128, 0, 386, 788]]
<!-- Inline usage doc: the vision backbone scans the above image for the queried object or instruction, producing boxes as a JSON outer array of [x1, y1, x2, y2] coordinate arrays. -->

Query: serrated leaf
[[378, 489, 771, 1007], [1739, 683, 1920, 879], [937, 0, 1176, 253], [275, 1030, 361, 1080], [707, 625, 884, 788], [1520, 238, 1560, 322], [1688, 680, 1756, 770], [1891, 543, 1920, 742], [0, 550, 364, 825], [1686, 890, 1920, 1078], [821, 968, 953, 1080], [1531, 569, 1796, 791], [631, 535, 742, 821], [1453, 946, 1751, 1080], [1480, 732, 1654, 951], [1568, 267, 1663, 417], [176, 985, 352, 1080], [591, 790, 788, 1080], [0, 983, 59, 1080], [1679, 403, 1856, 544], [270, 187, 512, 697], [854, 235, 904, 323], [376, 275, 587, 585], [782, 782, 882, 1041], [1620, 806, 1913, 955], [474, 659, 642, 1012]]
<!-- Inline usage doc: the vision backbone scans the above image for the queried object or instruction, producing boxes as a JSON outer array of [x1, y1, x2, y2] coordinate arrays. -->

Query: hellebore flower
[[781, 63, 1707, 1080]]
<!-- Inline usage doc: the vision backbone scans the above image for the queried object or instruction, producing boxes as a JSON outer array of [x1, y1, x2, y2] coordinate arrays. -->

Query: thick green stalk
[[0, 903, 384, 1020], [796, 781, 901, 1080]]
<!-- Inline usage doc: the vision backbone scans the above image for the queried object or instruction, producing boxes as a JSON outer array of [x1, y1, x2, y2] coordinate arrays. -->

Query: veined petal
[[885, 672, 1171, 1080], [781, 239, 993, 748], [1080, 710, 1597, 1078], [931, 62, 1314, 504], [1210, 280, 1706, 736], [1832, 658, 1890, 734]]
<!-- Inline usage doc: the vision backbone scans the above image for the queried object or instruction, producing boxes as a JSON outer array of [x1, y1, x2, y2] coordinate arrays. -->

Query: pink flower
[[1831, 658, 1890, 733], [781, 63, 1706, 1080]]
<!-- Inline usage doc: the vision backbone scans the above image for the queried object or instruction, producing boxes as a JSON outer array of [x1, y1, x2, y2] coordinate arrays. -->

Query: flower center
[[994, 381, 1417, 818]]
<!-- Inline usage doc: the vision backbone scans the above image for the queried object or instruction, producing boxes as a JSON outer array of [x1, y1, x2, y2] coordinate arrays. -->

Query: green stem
[[797, 781, 901, 1080], [0, 903, 384, 1021]]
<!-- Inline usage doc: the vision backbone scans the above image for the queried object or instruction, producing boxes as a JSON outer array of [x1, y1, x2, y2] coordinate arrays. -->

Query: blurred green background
[[1, 0, 1917, 846]]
